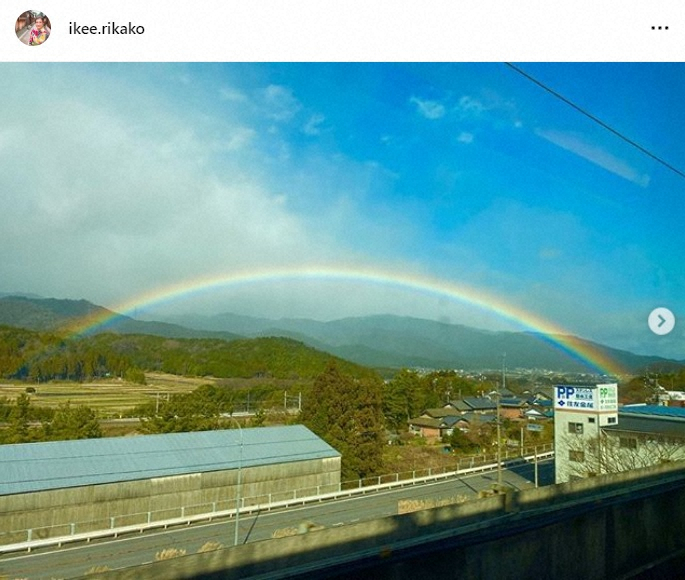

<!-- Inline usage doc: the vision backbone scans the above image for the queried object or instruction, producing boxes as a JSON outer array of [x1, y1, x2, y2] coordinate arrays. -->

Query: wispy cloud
[[536, 128, 650, 187], [219, 87, 247, 102], [303, 113, 326, 135], [217, 126, 256, 151], [457, 131, 474, 144], [410, 96, 445, 120], [456, 95, 485, 116], [261, 84, 302, 122]]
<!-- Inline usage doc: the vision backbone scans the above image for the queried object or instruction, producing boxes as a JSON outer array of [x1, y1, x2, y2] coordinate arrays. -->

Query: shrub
[[197, 541, 223, 553], [154, 547, 186, 560]]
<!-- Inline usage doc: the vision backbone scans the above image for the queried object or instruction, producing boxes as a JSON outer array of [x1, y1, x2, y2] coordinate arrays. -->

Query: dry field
[[0, 372, 215, 417]]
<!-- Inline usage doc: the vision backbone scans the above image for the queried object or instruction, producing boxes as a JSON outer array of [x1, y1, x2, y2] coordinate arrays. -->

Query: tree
[[139, 384, 237, 434], [563, 430, 685, 480], [4, 393, 32, 443], [42, 402, 102, 441], [444, 428, 479, 454], [383, 369, 423, 431], [301, 361, 385, 480], [251, 408, 266, 427], [124, 367, 147, 385]]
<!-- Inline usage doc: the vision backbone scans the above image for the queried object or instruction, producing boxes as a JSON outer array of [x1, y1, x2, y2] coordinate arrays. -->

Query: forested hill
[[0, 326, 374, 383], [90, 333, 375, 379]]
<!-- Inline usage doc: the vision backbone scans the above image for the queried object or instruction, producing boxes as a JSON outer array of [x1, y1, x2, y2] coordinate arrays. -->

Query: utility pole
[[229, 418, 243, 547], [497, 353, 505, 487]]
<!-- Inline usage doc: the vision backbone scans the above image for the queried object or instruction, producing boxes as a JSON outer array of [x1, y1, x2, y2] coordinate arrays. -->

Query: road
[[0, 460, 553, 579]]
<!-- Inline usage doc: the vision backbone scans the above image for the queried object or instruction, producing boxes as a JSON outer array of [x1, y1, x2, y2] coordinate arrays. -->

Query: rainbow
[[67, 265, 627, 376]]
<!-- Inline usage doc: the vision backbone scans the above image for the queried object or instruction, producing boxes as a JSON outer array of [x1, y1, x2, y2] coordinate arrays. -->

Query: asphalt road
[[0, 461, 554, 579]]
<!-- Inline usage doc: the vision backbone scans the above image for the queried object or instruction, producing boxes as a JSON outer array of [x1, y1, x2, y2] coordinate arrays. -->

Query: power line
[[505, 62, 685, 181]]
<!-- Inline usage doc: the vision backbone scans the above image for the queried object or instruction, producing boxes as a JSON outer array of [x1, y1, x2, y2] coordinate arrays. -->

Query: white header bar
[[2, 1, 683, 62]]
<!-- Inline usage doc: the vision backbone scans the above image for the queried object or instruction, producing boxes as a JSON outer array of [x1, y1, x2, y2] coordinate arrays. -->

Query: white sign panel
[[555, 386, 595, 410], [554, 384, 618, 413], [597, 384, 618, 412]]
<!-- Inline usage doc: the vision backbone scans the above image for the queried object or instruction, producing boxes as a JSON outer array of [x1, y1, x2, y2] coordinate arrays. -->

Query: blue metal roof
[[0, 425, 340, 496], [620, 405, 685, 419], [500, 397, 527, 407], [463, 397, 496, 410]]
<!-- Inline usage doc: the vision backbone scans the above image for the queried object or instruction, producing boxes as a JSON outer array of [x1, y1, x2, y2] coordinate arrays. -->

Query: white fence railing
[[0, 446, 554, 555]]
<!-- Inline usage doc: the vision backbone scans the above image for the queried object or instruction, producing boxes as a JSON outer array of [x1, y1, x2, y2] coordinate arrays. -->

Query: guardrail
[[0, 447, 553, 555]]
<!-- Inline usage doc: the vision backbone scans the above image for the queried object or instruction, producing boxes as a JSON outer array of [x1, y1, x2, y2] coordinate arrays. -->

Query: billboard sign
[[554, 384, 618, 413]]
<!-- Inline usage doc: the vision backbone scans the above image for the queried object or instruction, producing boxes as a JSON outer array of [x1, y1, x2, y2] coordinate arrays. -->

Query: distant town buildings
[[408, 391, 552, 441], [657, 389, 685, 407]]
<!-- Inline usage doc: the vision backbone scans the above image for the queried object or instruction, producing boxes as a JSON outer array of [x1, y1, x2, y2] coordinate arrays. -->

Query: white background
[[1, 0, 683, 61]]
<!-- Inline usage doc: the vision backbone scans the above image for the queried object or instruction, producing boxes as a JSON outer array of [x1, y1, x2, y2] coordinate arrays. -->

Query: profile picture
[[15, 10, 51, 46]]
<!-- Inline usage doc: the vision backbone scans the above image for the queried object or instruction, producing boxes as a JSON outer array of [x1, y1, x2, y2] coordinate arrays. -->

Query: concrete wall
[[95, 460, 685, 580], [0, 456, 340, 541]]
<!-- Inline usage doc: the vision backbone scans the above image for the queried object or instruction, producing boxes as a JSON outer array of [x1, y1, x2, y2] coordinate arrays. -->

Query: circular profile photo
[[15, 10, 51, 46]]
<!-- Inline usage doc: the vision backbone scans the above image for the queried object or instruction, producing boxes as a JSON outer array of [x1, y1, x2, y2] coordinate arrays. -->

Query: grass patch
[[382, 443, 458, 474]]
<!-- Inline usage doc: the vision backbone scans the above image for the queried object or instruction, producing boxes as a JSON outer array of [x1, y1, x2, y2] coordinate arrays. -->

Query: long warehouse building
[[0, 425, 341, 542]]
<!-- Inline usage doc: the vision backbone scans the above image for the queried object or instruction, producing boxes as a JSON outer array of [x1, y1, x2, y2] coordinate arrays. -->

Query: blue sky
[[1, 63, 683, 357]]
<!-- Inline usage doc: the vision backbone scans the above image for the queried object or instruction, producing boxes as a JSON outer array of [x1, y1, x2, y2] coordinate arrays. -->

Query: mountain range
[[0, 295, 681, 375], [0, 296, 240, 342], [161, 311, 682, 375]]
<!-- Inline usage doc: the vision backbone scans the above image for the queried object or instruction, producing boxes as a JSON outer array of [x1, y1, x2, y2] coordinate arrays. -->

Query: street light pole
[[229, 417, 243, 547]]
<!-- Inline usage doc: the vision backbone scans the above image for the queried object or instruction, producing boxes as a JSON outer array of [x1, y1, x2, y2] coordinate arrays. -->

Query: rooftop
[[620, 405, 685, 419], [423, 407, 461, 418], [0, 425, 340, 496], [603, 405, 685, 438], [462, 397, 497, 411]]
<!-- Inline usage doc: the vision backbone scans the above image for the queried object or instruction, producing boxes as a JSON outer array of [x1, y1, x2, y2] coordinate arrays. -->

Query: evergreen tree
[[383, 369, 423, 430], [301, 361, 384, 480], [42, 402, 102, 441], [5, 393, 31, 443]]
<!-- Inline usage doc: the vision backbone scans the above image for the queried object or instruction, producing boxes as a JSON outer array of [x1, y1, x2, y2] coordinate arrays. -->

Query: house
[[524, 406, 554, 421], [487, 388, 516, 399], [422, 407, 461, 419], [445, 400, 471, 413], [454, 412, 497, 433], [408, 415, 461, 439], [532, 387, 555, 402], [499, 397, 529, 420], [462, 397, 497, 413]]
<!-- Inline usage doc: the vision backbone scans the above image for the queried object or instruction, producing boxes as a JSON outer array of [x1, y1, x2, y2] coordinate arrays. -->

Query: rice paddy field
[[0, 373, 214, 417]]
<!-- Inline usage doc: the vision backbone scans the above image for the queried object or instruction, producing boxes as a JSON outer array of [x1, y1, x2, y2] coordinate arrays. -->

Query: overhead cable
[[505, 62, 685, 181]]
